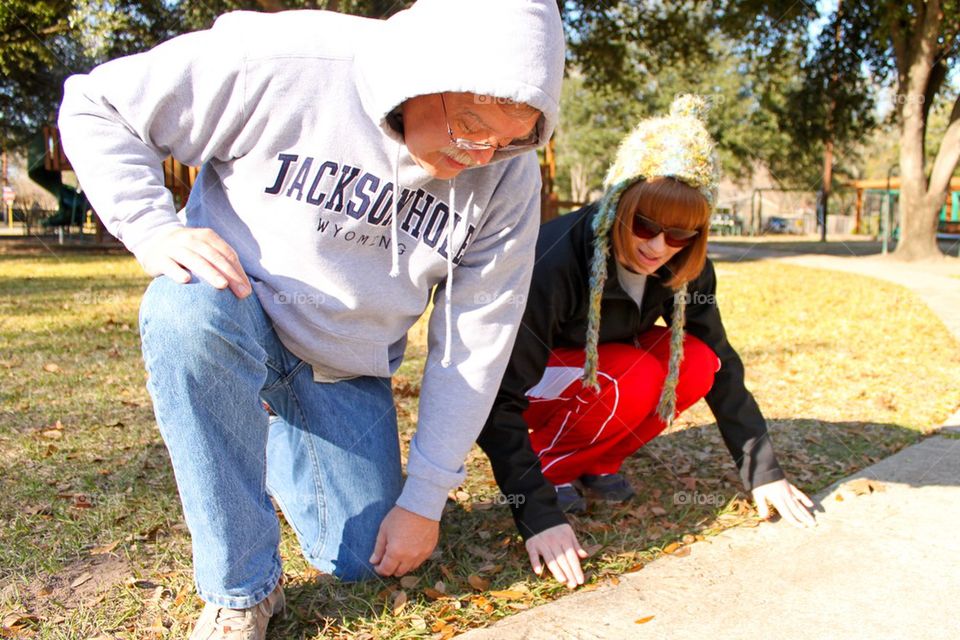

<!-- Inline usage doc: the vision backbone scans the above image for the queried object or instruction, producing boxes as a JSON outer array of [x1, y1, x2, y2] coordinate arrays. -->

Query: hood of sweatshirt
[[354, 0, 565, 160]]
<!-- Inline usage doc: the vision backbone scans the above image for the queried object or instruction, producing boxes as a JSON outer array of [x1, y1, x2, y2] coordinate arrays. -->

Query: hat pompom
[[670, 94, 709, 123]]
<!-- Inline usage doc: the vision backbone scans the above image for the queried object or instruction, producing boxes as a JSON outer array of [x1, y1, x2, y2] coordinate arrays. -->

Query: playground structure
[[846, 177, 960, 240], [7, 126, 197, 239]]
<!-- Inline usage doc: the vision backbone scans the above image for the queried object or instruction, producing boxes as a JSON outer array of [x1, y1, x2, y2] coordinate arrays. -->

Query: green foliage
[[0, 0, 410, 148], [558, 1, 828, 191], [554, 35, 807, 200], [559, 0, 958, 195]]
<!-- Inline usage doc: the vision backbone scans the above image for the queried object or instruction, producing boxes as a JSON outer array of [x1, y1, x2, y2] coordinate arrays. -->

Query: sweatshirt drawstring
[[441, 178, 455, 367], [389, 140, 401, 278], [388, 139, 457, 369]]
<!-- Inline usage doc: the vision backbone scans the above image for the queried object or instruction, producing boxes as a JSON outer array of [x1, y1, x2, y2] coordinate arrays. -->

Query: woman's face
[[616, 216, 689, 276]]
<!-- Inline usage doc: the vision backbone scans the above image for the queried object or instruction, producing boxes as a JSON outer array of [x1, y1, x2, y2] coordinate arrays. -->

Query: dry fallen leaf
[[1, 613, 40, 628], [409, 615, 427, 631], [662, 542, 681, 555], [673, 546, 692, 557], [467, 575, 490, 591], [488, 589, 527, 600], [391, 590, 407, 615], [650, 506, 667, 517], [71, 572, 93, 588], [584, 543, 603, 557], [90, 540, 120, 556], [399, 575, 420, 589], [469, 595, 494, 613], [40, 430, 63, 440], [43, 363, 61, 373], [842, 478, 886, 496], [477, 562, 502, 574], [423, 587, 446, 600], [635, 615, 655, 624]]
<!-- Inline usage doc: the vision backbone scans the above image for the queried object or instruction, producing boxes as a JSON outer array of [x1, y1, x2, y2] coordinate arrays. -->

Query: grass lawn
[[1, 251, 958, 639]]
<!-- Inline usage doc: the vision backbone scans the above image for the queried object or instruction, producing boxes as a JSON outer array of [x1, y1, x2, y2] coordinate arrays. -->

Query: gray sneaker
[[580, 473, 636, 503], [189, 581, 285, 640], [555, 483, 588, 515]]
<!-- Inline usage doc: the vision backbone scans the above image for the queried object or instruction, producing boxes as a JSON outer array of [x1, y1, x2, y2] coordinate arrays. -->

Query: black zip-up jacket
[[478, 204, 785, 539]]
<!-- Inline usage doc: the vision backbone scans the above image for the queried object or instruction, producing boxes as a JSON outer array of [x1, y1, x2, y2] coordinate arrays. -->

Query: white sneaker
[[189, 581, 285, 640]]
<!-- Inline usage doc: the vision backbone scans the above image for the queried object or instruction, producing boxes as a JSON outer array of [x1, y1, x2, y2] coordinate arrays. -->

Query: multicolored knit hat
[[583, 94, 719, 427]]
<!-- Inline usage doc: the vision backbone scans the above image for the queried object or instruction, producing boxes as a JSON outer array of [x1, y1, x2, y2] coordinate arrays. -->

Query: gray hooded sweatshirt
[[57, 0, 565, 520]]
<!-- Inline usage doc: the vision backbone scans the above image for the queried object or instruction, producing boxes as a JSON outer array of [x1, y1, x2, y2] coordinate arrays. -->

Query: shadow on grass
[[0, 415, 931, 638], [264, 418, 923, 639]]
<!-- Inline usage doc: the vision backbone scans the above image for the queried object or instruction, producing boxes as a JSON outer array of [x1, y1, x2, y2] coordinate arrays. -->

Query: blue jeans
[[139, 277, 402, 608]]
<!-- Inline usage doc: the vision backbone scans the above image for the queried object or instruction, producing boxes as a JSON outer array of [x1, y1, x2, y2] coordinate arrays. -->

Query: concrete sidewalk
[[457, 251, 960, 640], [458, 429, 960, 640]]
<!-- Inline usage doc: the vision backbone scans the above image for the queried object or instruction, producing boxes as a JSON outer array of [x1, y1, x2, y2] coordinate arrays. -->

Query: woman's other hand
[[525, 523, 588, 589], [752, 479, 817, 527]]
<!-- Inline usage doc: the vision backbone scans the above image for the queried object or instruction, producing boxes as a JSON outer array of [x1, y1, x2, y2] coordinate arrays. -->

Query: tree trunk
[[570, 163, 589, 204], [893, 0, 946, 260]]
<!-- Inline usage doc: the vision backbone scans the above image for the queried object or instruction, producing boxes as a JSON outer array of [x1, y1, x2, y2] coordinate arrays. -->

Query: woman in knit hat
[[478, 96, 815, 589]]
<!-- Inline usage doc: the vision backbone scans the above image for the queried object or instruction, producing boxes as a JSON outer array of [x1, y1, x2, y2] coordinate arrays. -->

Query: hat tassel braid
[[656, 282, 688, 428]]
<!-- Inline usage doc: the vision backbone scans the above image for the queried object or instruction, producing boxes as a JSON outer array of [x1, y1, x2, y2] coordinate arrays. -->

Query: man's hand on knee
[[369, 505, 439, 577], [138, 227, 252, 298]]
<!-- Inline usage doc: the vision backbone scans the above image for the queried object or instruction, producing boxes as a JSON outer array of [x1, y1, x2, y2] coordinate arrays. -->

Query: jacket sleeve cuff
[[745, 467, 786, 492], [395, 475, 451, 522], [515, 508, 570, 541], [739, 434, 786, 491]]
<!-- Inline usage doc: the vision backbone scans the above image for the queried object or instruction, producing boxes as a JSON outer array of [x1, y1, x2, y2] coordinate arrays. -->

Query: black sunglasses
[[631, 213, 700, 247]]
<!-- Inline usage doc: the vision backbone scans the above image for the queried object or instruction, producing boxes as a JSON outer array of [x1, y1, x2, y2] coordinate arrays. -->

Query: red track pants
[[524, 327, 720, 485]]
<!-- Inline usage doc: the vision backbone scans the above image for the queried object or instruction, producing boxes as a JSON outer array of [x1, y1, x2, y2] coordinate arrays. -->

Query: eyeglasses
[[439, 93, 540, 152], [632, 213, 700, 247]]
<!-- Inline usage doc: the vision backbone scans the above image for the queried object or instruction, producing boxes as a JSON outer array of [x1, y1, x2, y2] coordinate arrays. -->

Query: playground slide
[[27, 132, 89, 228]]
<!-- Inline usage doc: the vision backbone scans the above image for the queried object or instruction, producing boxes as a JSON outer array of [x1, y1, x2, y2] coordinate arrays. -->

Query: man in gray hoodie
[[58, 0, 574, 637]]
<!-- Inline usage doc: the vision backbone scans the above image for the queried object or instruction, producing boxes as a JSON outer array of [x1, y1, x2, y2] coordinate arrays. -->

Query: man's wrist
[[395, 475, 448, 522]]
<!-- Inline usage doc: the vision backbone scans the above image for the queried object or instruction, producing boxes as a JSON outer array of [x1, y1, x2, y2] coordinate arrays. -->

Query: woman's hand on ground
[[525, 523, 588, 589], [369, 505, 440, 577], [138, 227, 251, 298], [752, 479, 816, 527]]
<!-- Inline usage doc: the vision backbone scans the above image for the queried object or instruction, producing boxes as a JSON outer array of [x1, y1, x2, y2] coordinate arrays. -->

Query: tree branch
[[927, 93, 960, 198], [907, 0, 942, 96], [254, 0, 287, 12], [0, 23, 67, 45]]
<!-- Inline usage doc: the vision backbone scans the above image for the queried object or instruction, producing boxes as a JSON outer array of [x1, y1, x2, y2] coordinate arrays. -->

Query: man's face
[[401, 92, 541, 180]]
